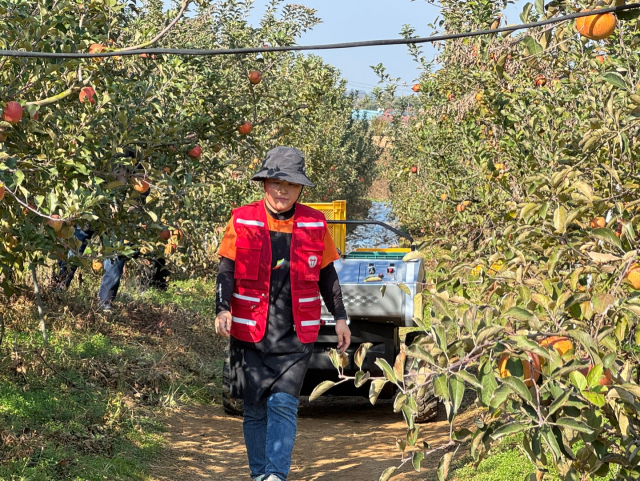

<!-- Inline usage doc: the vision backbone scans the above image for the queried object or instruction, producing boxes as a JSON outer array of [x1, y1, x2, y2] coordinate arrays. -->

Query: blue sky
[[245, 0, 527, 93], [180, 0, 527, 94]]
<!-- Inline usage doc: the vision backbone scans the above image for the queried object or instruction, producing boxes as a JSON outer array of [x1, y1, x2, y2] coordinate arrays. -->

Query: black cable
[[0, 4, 637, 59]]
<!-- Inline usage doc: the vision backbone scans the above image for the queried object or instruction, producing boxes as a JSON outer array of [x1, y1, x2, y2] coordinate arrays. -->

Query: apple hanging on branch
[[3, 101, 23, 123], [248, 70, 263, 85], [238, 121, 253, 135], [188, 145, 202, 159], [132, 176, 150, 193], [79, 87, 96, 104], [47, 214, 63, 232]]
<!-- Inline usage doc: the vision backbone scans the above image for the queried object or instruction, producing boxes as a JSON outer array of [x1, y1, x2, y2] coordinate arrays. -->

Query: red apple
[[79, 87, 96, 104], [47, 214, 63, 232], [159, 229, 171, 241], [3, 101, 23, 123], [238, 121, 253, 135], [188, 145, 202, 159], [410, 166, 418, 174], [248, 70, 262, 84]]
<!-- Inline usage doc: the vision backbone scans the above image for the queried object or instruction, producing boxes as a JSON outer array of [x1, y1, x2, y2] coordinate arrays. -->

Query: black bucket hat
[[251, 146, 315, 187]]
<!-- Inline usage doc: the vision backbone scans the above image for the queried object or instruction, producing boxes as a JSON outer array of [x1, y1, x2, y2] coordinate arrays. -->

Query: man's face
[[264, 179, 302, 212]]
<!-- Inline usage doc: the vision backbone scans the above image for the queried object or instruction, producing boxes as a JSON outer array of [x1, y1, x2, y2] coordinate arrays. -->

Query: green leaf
[[591, 227, 623, 250], [573, 180, 593, 201], [310, 380, 336, 401], [354, 342, 373, 369], [553, 205, 567, 233], [355, 370, 370, 388], [583, 391, 606, 407], [504, 306, 536, 322], [501, 376, 533, 404], [403, 250, 424, 262], [407, 426, 419, 446], [555, 417, 594, 434], [432, 324, 448, 353], [541, 426, 562, 461], [328, 349, 340, 370], [568, 329, 598, 355], [369, 379, 387, 405], [587, 364, 604, 388], [380, 285, 386, 297], [379, 466, 397, 481], [434, 374, 450, 401], [431, 295, 452, 318], [592, 293, 615, 315], [407, 344, 434, 364], [548, 389, 572, 417], [412, 451, 425, 472], [449, 375, 465, 414], [489, 384, 512, 411], [602, 72, 628, 90], [491, 422, 529, 440], [570, 371, 588, 391], [476, 325, 504, 345], [534, 0, 544, 15], [437, 451, 454, 481], [479, 361, 498, 407], [394, 393, 408, 413], [523, 35, 543, 55], [621, 383, 640, 399], [398, 283, 411, 295], [455, 369, 482, 389], [13, 170, 25, 187], [375, 358, 398, 384], [452, 428, 472, 441]]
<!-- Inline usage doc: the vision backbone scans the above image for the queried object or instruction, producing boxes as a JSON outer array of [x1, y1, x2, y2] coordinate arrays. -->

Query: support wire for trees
[[0, 5, 638, 59]]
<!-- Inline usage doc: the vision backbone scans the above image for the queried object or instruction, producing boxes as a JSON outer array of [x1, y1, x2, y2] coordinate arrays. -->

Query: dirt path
[[149, 397, 478, 481]]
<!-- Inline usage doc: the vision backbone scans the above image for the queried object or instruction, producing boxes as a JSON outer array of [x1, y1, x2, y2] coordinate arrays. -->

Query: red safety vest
[[230, 200, 327, 344]]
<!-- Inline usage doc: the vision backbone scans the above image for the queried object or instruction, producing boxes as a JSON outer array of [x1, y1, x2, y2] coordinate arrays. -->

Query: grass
[[1, 260, 621, 481], [0, 269, 225, 480], [449, 433, 619, 481]]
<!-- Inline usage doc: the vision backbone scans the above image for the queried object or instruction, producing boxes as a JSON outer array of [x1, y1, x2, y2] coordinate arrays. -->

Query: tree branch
[[118, 0, 190, 52]]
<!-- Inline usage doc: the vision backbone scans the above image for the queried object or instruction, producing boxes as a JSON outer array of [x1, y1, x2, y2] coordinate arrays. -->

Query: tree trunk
[[30, 264, 47, 344]]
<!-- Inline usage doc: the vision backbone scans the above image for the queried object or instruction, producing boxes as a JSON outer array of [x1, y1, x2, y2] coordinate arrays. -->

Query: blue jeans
[[243, 392, 299, 481], [57, 228, 168, 306], [97, 257, 127, 307]]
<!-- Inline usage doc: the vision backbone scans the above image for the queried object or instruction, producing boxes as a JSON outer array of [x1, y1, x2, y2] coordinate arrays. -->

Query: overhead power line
[[0, 4, 637, 59]]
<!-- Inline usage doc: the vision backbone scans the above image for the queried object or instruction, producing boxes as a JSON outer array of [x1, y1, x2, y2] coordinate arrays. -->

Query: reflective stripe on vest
[[232, 316, 257, 326], [301, 320, 321, 326], [299, 295, 321, 303], [297, 222, 324, 228], [237, 218, 264, 227], [233, 292, 261, 302]]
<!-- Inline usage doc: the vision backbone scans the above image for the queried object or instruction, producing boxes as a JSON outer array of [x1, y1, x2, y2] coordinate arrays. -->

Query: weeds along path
[[149, 396, 478, 481]]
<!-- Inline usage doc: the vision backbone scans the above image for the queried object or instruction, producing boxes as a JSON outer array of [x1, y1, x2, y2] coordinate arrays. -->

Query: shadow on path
[[150, 396, 478, 481]]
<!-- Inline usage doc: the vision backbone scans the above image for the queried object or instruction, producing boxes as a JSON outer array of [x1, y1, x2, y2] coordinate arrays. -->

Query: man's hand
[[335, 319, 351, 353], [215, 310, 232, 337]]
